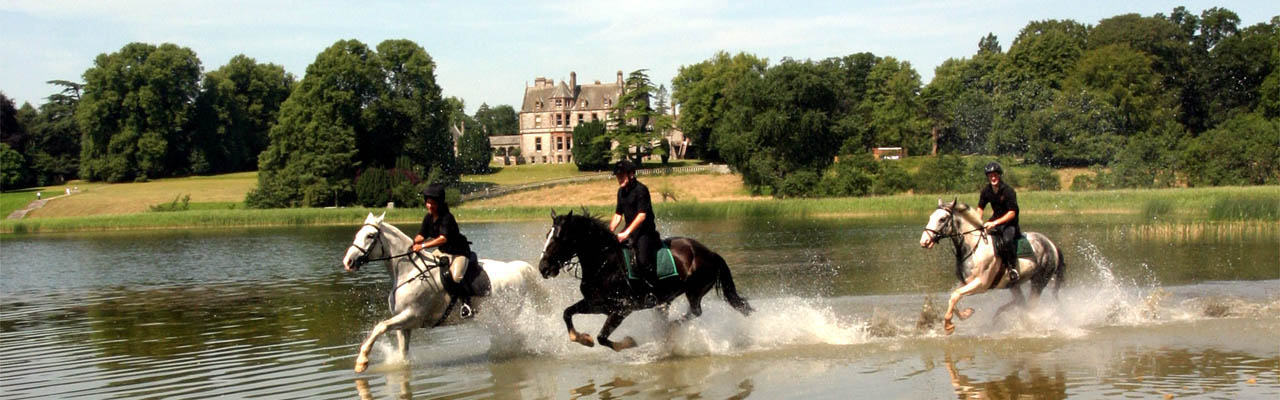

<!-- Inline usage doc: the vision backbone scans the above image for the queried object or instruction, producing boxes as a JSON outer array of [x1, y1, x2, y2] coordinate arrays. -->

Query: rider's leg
[[636, 233, 660, 281]]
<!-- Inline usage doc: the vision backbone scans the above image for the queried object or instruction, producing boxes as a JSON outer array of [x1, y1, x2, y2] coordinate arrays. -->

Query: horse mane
[[951, 202, 984, 228], [562, 212, 619, 246]]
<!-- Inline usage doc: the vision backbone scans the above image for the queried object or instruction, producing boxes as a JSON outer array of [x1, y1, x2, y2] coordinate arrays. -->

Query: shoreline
[[1, 185, 1276, 234]]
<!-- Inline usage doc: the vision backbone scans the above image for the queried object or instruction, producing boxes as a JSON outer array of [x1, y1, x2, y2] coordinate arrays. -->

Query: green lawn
[[0, 187, 47, 217], [463, 159, 704, 187]]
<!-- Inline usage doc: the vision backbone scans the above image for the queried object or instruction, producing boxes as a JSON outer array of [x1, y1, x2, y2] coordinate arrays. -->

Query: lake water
[[1, 216, 1277, 399]]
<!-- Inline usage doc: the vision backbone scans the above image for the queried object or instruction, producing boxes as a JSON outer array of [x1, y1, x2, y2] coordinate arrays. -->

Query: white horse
[[341, 212, 542, 373], [919, 199, 1066, 334]]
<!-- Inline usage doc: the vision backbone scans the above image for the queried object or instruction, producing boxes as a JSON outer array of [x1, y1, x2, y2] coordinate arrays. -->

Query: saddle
[[439, 252, 491, 298], [622, 246, 678, 281]]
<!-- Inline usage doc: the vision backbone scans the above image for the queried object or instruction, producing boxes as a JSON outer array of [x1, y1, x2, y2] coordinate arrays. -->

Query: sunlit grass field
[[2, 162, 1275, 234]]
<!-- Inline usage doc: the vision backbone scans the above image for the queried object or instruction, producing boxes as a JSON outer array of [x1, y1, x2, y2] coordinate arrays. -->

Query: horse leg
[[396, 329, 412, 360], [945, 277, 986, 335], [597, 312, 637, 351], [563, 300, 596, 347], [355, 309, 420, 373], [674, 293, 705, 325], [991, 286, 1025, 324]]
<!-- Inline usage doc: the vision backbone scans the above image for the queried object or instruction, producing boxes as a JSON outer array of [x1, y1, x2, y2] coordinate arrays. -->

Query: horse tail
[[711, 252, 754, 316], [1053, 245, 1066, 298]]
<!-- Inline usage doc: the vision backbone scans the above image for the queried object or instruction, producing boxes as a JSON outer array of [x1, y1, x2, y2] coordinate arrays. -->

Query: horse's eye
[[367, 233, 376, 238]]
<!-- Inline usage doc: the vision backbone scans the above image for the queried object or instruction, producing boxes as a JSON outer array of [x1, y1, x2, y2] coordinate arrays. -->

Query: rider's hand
[[412, 243, 423, 252], [982, 221, 996, 231], [616, 232, 628, 243]]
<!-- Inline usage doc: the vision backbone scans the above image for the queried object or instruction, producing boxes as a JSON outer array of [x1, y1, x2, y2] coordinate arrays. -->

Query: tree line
[[671, 7, 1278, 196], [2, 6, 1275, 204], [1, 39, 517, 208]]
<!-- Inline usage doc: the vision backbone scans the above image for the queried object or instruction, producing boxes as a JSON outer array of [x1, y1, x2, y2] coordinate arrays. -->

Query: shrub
[[777, 170, 820, 198], [1070, 174, 1095, 191], [873, 162, 912, 195], [149, 194, 191, 212], [355, 167, 392, 207], [914, 155, 969, 193], [1027, 166, 1061, 191]]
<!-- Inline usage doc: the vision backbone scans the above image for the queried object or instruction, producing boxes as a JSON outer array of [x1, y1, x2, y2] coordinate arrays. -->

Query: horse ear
[[568, 209, 574, 216], [580, 205, 590, 217], [950, 197, 958, 208], [550, 209, 557, 219], [937, 198, 944, 207], [378, 211, 386, 221]]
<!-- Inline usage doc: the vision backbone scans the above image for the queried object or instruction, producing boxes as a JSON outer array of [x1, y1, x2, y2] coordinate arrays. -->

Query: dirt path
[[6, 192, 72, 220]]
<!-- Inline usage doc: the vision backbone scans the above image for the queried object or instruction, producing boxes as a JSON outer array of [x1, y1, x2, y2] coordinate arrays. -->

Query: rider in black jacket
[[610, 160, 661, 286], [977, 162, 1020, 282], [412, 183, 476, 318]]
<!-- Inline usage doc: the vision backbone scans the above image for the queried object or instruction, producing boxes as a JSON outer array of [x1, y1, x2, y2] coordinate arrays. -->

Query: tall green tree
[[249, 39, 453, 207], [865, 57, 929, 155], [192, 55, 294, 174], [0, 92, 31, 189], [671, 51, 768, 161], [473, 103, 518, 136], [456, 128, 491, 174], [610, 69, 670, 162], [1064, 44, 1175, 134], [249, 40, 381, 207], [372, 40, 452, 176], [77, 43, 202, 182], [24, 81, 84, 184], [571, 120, 610, 171]]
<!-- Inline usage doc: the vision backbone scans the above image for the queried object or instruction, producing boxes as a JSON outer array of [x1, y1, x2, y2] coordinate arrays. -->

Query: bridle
[[924, 206, 988, 281], [347, 223, 441, 288], [542, 223, 583, 280], [347, 223, 419, 268], [923, 206, 985, 243]]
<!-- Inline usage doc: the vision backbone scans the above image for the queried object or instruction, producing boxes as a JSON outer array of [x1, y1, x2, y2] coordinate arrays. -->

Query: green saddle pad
[[1016, 235, 1034, 258], [622, 246, 678, 280]]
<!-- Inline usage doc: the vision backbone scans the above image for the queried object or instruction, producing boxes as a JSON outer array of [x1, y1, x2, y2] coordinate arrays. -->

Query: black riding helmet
[[421, 183, 446, 202], [984, 162, 1003, 175], [612, 159, 637, 176]]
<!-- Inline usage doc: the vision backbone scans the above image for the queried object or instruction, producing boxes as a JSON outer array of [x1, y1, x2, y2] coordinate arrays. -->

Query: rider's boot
[[441, 269, 475, 319], [1004, 252, 1020, 283]]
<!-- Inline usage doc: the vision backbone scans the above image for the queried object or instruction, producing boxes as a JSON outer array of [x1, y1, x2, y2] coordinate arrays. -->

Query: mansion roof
[[521, 74, 621, 113]]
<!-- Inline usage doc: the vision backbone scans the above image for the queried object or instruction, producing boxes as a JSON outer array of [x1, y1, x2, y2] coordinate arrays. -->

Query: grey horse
[[919, 199, 1065, 334], [341, 213, 543, 372]]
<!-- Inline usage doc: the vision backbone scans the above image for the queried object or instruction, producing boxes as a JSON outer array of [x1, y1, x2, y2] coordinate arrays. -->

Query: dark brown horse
[[538, 210, 753, 351]]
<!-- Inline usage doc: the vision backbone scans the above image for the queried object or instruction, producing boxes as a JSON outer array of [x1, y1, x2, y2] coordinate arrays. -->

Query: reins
[[348, 222, 454, 326], [926, 206, 988, 282]]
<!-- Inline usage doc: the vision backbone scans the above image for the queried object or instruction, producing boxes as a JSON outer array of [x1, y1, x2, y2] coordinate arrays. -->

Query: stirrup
[[1008, 267, 1020, 282], [459, 302, 474, 319]]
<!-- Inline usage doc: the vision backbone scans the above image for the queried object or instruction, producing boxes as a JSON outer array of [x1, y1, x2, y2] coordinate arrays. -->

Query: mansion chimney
[[569, 71, 577, 91]]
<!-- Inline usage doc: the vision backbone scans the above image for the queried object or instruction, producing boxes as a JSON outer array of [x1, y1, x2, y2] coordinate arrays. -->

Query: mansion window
[[555, 99, 563, 107], [535, 137, 542, 151], [555, 114, 562, 126], [578, 114, 585, 124], [535, 115, 542, 127], [592, 113, 598, 121], [557, 155, 563, 163], [556, 137, 563, 150]]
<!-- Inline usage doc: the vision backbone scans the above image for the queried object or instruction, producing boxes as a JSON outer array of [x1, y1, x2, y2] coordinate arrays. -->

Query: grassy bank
[[4, 185, 1275, 234]]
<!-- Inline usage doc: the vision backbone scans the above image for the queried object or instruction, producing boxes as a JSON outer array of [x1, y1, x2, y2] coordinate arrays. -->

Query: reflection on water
[[1, 220, 1277, 398]]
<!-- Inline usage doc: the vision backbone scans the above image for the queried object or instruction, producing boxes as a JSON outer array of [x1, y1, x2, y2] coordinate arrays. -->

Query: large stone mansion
[[489, 71, 685, 165]]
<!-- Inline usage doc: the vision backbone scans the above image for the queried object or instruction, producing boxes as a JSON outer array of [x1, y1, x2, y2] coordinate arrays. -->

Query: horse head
[[539, 209, 575, 278], [921, 198, 958, 249], [343, 212, 388, 271]]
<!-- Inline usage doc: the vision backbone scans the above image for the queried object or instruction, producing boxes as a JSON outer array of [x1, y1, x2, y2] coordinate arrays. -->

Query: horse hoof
[[958, 308, 974, 320], [572, 333, 595, 347], [354, 358, 369, 373], [610, 336, 637, 351], [944, 320, 955, 335]]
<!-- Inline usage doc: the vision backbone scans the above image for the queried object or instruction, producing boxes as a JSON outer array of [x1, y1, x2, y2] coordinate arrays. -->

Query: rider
[[411, 183, 476, 318], [610, 159, 661, 289], [977, 162, 1020, 282]]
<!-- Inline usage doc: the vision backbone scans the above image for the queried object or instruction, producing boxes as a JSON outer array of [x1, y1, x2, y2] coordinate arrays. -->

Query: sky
[[1, 1, 1275, 114]]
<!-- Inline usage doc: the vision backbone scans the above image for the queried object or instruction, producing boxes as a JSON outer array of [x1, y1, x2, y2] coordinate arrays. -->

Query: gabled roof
[[521, 79, 621, 113], [550, 81, 573, 99]]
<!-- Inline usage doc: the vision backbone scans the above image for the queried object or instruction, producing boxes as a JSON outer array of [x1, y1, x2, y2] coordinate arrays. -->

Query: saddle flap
[[464, 253, 491, 297]]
